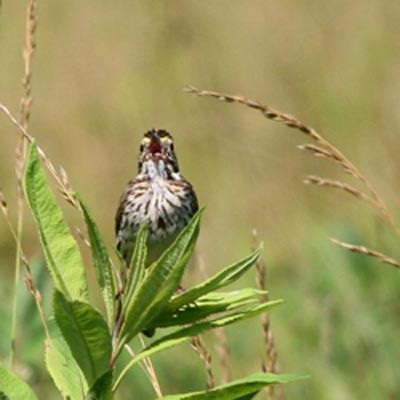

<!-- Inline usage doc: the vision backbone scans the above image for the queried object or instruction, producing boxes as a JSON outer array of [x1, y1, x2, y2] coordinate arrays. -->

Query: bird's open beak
[[148, 137, 164, 161]]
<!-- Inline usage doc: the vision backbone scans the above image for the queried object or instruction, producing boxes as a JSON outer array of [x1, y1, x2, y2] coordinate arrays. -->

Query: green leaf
[[150, 289, 269, 328], [113, 300, 281, 390], [156, 372, 307, 399], [87, 370, 113, 400], [152, 300, 282, 351], [45, 321, 88, 400], [168, 246, 262, 310], [123, 222, 149, 311], [235, 393, 258, 400], [0, 363, 38, 400], [116, 208, 203, 352], [24, 142, 88, 302], [53, 290, 112, 386], [79, 197, 117, 329]]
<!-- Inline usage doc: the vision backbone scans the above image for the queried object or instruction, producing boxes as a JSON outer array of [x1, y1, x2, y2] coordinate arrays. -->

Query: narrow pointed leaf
[[24, 142, 88, 301], [168, 246, 262, 310], [114, 300, 281, 390], [79, 197, 117, 328], [149, 289, 268, 328], [0, 363, 38, 400], [156, 372, 308, 399], [123, 222, 149, 310], [45, 321, 88, 399], [151, 300, 282, 350], [54, 290, 112, 386], [117, 208, 203, 349]]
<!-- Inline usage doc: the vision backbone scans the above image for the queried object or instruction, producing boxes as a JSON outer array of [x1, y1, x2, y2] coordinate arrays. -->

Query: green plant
[[0, 140, 305, 398]]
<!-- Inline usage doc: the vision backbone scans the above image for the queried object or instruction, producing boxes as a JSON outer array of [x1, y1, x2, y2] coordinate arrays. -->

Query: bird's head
[[138, 129, 179, 176]]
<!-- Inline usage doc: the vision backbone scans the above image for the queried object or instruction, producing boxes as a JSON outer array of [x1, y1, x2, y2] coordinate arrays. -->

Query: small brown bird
[[115, 129, 198, 266]]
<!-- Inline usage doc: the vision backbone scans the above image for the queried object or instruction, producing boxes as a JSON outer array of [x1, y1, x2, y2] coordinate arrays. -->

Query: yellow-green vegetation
[[1, 2, 400, 399]]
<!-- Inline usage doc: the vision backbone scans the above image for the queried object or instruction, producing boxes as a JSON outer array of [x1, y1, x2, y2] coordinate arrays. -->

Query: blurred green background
[[1, 1, 400, 399]]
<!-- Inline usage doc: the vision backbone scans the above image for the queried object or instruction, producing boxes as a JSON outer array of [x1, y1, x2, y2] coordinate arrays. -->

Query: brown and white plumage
[[116, 129, 198, 266]]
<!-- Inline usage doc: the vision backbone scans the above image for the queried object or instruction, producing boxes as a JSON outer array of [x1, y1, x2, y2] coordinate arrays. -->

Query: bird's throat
[[144, 159, 168, 181]]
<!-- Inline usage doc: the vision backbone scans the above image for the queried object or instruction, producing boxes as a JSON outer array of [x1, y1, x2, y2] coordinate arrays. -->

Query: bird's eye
[[140, 144, 144, 152], [170, 143, 174, 151]]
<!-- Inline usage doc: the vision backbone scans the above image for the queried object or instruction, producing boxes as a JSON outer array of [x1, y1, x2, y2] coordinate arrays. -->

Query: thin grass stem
[[9, 0, 38, 368], [185, 85, 400, 237], [186, 85, 400, 270], [138, 335, 163, 397], [0, 189, 50, 341]]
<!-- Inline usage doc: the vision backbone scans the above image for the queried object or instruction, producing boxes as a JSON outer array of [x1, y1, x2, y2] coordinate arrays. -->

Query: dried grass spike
[[186, 85, 399, 236], [19, 0, 38, 130], [191, 335, 215, 389], [214, 327, 231, 383], [0, 104, 82, 213], [303, 175, 376, 207], [75, 227, 91, 248], [330, 238, 400, 269], [252, 230, 284, 400], [298, 144, 337, 160], [59, 166, 72, 191]]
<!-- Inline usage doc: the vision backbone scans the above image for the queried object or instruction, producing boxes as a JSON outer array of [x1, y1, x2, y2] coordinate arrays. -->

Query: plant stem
[[8, 215, 23, 368]]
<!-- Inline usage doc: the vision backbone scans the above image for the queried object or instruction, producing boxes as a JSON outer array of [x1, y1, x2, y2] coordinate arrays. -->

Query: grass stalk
[[138, 335, 163, 397], [0, 188, 50, 342], [191, 335, 215, 389], [9, 0, 38, 368], [252, 230, 283, 400], [0, 103, 81, 212], [196, 252, 231, 385], [214, 327, 231, 384], [124, 343, 162, 396], [185, 85, 398, 233], [186, 85, 400, 270], [330, 238, 400, 269]]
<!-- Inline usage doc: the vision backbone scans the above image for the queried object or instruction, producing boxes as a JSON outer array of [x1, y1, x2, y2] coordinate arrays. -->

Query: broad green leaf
[[168, 246, 262, 310], [149, 289, 268, 328], [24, 142, 88, 302], [0, 363, 38, 400], [116, 208, 203, 354], [114, 300, 281, 390], [79, 197, 117, 329], [123, 222, 149, 312], [54, 291, 112, 386], [45, 321, 88, 400], [87, 370, 113, 400], [157, 372, 308, 399]]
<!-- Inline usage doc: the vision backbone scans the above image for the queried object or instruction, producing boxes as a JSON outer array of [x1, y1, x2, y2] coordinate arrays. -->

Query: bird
[[115, 129, 198, 268]]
